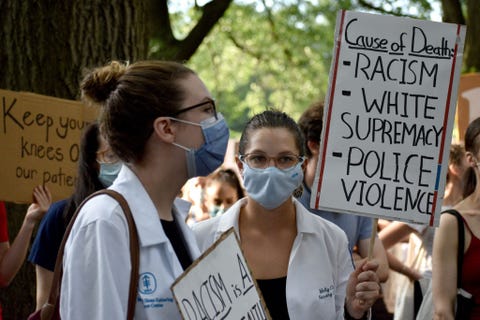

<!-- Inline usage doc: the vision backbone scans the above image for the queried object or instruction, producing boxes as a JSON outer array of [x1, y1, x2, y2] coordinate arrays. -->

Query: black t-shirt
[[256, 276, 289, 319], [160, 218, 193, 270]]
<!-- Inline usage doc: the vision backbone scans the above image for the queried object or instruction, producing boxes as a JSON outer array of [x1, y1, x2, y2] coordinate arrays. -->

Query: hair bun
[[81, 61, 127, 104]]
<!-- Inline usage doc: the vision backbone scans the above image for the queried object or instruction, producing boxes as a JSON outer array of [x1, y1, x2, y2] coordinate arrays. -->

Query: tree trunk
[[464, 0, 480, 72], [441, 0, 480, 72], [0, 1, 148, 318]]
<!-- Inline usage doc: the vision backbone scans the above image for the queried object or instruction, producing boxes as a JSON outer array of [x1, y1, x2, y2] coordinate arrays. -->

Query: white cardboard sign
[[171, 228, 270, 320], [311, 10, 466, 227]]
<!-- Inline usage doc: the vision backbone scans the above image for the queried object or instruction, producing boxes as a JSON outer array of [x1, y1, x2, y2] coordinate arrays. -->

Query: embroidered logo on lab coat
[[139, 272, 157, 294]]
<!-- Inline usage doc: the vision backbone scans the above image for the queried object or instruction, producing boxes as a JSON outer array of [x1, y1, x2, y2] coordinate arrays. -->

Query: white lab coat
[[60, 165, 200, 319], [193, 198, 354, 320]]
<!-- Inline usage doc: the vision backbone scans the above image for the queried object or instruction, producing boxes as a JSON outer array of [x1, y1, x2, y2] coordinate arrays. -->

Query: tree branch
[[357, 0, 419, 18], [225, 32, 262, 60], [147, 0, 176, 45], [260, 0, 292, 62], [175, 0, 233, 61]]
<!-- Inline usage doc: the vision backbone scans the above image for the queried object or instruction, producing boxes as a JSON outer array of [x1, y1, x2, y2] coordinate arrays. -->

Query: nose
[[267, 157, 276, 168]]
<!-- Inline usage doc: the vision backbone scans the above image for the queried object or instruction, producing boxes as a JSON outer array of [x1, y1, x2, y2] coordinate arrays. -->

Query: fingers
[[361, 259, 379, 273], [352, 260, 381, 308], [353, 281, 380, 309], [32, 185, 52, 212]]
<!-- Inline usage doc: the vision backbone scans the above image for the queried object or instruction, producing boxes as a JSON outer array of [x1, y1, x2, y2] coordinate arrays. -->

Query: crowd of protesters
[[0, 59, 479, 320]]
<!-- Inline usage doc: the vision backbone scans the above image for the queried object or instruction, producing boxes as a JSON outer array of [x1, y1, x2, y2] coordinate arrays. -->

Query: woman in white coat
[[193, 110, 379, 320], [60, 60, 229, 319]]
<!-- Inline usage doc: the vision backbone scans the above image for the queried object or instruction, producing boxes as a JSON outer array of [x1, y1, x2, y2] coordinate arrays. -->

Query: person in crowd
[[297, 101, 389, 279], [0, 187, 51, 318], [379, 143, 467, 319], [28, 122, 121, 310], [380, 143, 467, 281], [433, 117, 480, 319], [203, 167, 245, 218], [60, 60, 229, 319], [297, 100, 390, 318], [193, 110, 379, 319], [182, 177, 210, 225]]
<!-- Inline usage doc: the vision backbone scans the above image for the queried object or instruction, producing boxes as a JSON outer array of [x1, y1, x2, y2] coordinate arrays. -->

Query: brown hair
[[449, 143, 465, 167], [207, 168, 245, 200], [298, 100, 324, 158], [81, 60, 195, 162], [238, 109, 305, 156], [463, 117, 480, 198]]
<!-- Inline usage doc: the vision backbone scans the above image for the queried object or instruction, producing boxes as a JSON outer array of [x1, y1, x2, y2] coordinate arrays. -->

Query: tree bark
[[464, 0, 480, 71], [0, 1, 148, 98], [0, 1, 148, 318], [440, 0, 465, 24]]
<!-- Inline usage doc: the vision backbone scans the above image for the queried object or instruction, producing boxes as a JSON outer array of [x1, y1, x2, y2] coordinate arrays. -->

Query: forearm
[[35, 265, 54, 310], [345, 299, 369, 319], [387, 251, 420, 280], [0, 219, 36, 286]]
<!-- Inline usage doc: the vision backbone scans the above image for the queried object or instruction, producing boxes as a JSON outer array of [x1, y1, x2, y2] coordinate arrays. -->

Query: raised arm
[[378, 221, 414, 250], [0, 185, 51, 287], [378, 221, 422, 280]]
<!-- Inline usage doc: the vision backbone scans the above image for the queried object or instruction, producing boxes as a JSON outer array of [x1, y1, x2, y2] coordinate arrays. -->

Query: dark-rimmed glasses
[[96, 148, 119, 164], [239, 153, 305, 170], [172, 98, 217, 120]]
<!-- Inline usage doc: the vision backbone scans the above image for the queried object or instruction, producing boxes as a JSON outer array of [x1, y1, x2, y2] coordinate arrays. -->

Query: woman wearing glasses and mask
[[193, 110, 379, 320], [28, 122, 121, 311], [60, 60, 229, 319]]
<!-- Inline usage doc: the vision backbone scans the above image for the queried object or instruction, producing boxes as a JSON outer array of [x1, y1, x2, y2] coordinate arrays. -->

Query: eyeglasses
[[239, 153, 305, 170], [96, 148, 119, 164], [172, 99, 217, 120]]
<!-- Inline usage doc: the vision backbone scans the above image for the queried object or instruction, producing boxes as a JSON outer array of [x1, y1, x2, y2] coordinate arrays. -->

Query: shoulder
[[295, 200, 349, 243], [72, 194, 125, 231], [192, 215, 224, 252], [439, 209, 462, 230], [37, 200, 69, 233], [192, 199, 243, 252], [50, 199, 68, 211], [43, 199, 68, 221]]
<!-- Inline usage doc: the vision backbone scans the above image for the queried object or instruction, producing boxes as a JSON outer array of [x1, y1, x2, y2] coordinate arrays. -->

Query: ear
[[152, 117, 176, 143], [301, 158, 308, 172], [465, 151, 477, 168], [307, 140, 320, 156], [235, 156, 244, 175]]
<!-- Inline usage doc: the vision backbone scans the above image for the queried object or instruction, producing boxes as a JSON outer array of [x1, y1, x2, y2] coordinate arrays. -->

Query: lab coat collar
[[293, 198, 318, 234], [213, 197, 317, 240], [215, 197, 246, 238], [110, 164, 191, 247]]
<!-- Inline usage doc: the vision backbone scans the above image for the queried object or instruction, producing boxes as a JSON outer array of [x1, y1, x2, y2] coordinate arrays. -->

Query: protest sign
[[171, 228, 270, 320], [311, 10, 466, 226], [0, 89, 97, 203]]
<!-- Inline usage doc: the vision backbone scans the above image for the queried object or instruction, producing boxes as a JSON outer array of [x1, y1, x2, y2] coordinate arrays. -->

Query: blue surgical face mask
[[172, 113, 229, 178], [242, 162, 304, 210], [209, 205, 224, 218], [99, 162, 122, 187]]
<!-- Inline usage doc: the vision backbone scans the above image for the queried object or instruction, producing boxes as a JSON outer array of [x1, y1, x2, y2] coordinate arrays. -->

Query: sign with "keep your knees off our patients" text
[[0, 89, 97, 203], [311, 10, 466, 227]]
